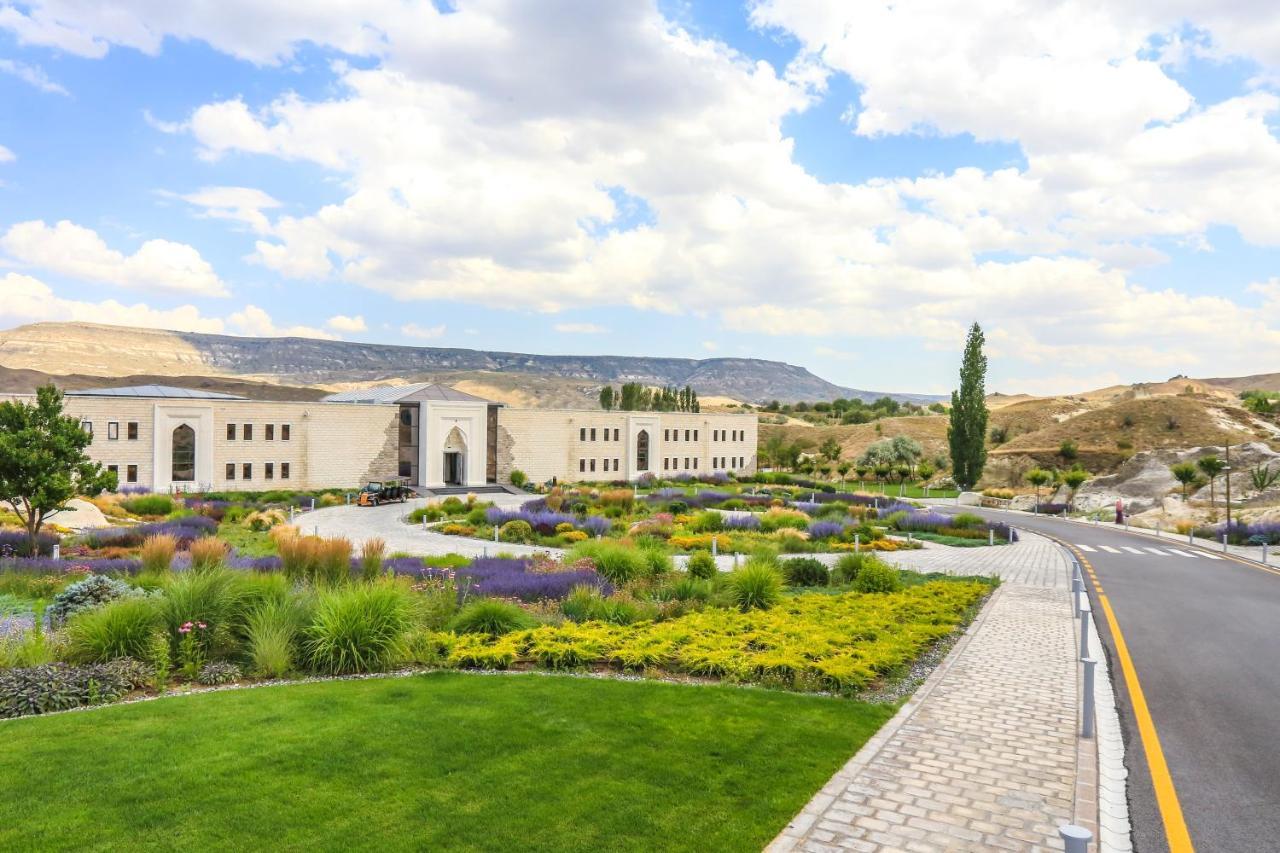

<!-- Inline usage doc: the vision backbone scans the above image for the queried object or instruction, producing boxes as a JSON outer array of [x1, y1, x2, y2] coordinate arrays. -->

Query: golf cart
[[357, 478, 410, 507]]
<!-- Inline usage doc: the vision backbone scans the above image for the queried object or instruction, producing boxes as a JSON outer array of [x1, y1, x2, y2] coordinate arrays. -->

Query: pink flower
[[178, 625, 190, 634], [197, 622, 207, 630]]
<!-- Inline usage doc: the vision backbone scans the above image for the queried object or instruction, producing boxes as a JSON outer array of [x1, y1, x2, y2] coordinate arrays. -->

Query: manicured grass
[[0, 672, 893, 852], [215, 521, 276, 557]]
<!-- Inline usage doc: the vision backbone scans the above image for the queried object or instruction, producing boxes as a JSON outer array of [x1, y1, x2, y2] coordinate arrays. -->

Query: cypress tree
[[947, 322, 989, 491]]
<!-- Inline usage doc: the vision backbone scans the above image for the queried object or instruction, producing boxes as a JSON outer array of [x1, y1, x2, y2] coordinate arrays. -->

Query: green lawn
[[0, 672, 893, 852]]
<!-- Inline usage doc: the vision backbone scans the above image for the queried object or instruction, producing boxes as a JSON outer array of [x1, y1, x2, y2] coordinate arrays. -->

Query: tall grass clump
[[360, 538, 386, 582], [139, 534, 177, 575], [121, 494, 176, 516], [726, 556, 783, 611], [449, 599, 536, 636], [276, 531, 320, 583], [160, 568, 246, 659], [188, 537, 229, 572], [566, 540, 648, 584], [245, 596, 310, 678], [65, 598, 162, 663], [318, 537, 353, 586], [304, 583, 413, 674], [685, 550, 717, 580]]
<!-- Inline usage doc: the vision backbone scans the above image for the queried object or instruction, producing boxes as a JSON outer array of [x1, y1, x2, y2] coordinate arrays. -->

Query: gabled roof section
[[321, 383, 498, 405], [67, 384, 246, 400]]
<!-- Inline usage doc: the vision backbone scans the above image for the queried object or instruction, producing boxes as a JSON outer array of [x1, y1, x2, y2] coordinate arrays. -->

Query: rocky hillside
[[0, 322, 935, 405]]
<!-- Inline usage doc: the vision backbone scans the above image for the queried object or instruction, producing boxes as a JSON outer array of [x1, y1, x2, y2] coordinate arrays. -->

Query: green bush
[[465, 506, 489, 526], [567, 540, 648, 584], [559, 587, 651, 625], [950, 512, 984, 529], [305, 583, 413, 674], [833, 552, 874, 585], [686, 510, 724, 533], [121, 494, 175, 516], [685, 550, 717, 580], [0, 661, 147, 719], [222, 505, 250, 524], [782, 557, 830, 587], [499, 520, 535, 544], [441, 497, 466, 515], [509, 469, 528, 489], [422, 553, 469, 569], [449, 599, 535, 637], [65, 598, 163, 663], [853, 560, 903, 594], [667, 577, 712, 603], [726, 558, 783, 611], [634, 537, 674, 576], [409, 506, 444, 524], [48, 575, 141, 626]]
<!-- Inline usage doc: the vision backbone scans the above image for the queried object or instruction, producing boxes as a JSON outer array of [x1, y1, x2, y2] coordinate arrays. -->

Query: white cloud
[[143, 108, 187, 134], [227, 304, 334, 339], [401, 322, 445, 340], [6, 0, 1280, 386], [0, 220, 228, 296], [0, 58, 68, 95], [0, 272, 226, 333], [554, 322, 608, 334], [0, 145, 13, 163], [326, 314, 366, 333], [169, 186, 281, 234], [702, 341, 719, 352]]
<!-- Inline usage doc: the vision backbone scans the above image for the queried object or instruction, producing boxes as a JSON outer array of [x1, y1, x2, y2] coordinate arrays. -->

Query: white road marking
[[1076, 544, 1097, 552], [1144, 548, 1166, 555], [1122, 546, 1144, 554], [1100, 545, 1122, 554], [1202, 553, 1224, 560], [1167, 550, 1196, 558]]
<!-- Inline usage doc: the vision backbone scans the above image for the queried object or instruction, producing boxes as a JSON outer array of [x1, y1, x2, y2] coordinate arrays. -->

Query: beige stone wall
[[0, 394, 397, 492], [497, 408, 757, 484]]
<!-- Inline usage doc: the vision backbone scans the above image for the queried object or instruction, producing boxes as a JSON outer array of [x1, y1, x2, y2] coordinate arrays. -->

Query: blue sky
[[1, 1, 1279, 396]]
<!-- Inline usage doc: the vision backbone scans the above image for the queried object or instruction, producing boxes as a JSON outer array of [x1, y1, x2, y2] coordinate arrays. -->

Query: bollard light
[[854, 533, 860, 553], [1059, 825, 1093, 853], [989, 529, 994, 546], [1223, 533, 1228, 553], [1081, 657, 1097, 739], [711, 535, 718, 557], [1079, 603, 1091, 658], [494, 526, 499, 542], [52, 543, 60, 561]]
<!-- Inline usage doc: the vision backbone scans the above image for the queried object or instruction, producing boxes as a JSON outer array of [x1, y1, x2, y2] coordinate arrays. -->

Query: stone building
[[6, 383, 757, 492]]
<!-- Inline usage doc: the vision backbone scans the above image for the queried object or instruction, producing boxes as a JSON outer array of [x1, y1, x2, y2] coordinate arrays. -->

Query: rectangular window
[[612, 458, 619, 471], [225, 463, 236, 481], [613, 428, 620, 441], [684, 429, 690, 441], [243, 424, 253, 441], [693, 458, 698, 469], [281, 462, 290, 480], [82, 421, 93, 437], [242, 462, 252, 480], [590, 428, 596, 441], [128, 422, 138, 440], [589, 459, 596, 472], [227, 423, 236, 440], [663, 429, 669, 441], [107, 464, 118, 477], [579, 458, 586, 472], [694, 430, 698, 441], [265, 462, 274, 480], [126, 464, 137, 483], [580, 427, 587, 441], [664, 457, 670, 471], [281, 424, 291, 441], [107, 422, 119, 440], [265, 424, 275, 441]]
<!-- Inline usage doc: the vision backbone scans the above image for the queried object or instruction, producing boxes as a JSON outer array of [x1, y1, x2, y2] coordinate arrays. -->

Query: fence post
[[1079, 603, 1091, 659], [1059, 825, 1093, 852], [1081, 657, 1096, 739], [711, 536, 718, 557]]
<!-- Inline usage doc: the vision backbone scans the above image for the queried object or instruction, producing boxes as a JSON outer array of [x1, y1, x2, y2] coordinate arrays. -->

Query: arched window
[[172, 424, 195, 482], [636, 429, 650, 472]]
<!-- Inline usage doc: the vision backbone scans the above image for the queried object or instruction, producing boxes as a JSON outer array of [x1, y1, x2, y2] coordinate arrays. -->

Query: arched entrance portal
[[635, 429, 650, 472], [171, 424, 196, 483], [443, 426, 467, 486]]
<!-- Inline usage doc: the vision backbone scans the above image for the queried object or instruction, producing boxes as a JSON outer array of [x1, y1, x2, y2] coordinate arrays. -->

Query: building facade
[[4, 383, 757, 492]]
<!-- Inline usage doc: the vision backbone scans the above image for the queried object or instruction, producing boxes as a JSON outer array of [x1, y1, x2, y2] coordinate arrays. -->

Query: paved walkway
[[771, 531, 1090, 852]]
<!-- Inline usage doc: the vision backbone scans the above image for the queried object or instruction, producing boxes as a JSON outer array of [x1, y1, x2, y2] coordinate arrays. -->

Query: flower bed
[[430, 581, 991, 693]]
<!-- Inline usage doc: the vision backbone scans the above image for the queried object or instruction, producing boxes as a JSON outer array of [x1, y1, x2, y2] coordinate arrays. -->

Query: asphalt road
[[948, 507, 1280, 852]]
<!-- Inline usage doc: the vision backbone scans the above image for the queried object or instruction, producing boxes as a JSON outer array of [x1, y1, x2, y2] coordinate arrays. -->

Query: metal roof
[[321, 383, 496, 405], [67, 384, 246, 400]]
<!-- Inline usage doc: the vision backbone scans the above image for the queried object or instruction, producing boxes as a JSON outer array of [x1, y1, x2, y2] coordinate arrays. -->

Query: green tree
[[948, 323, 989, 491], [916, 460, 936, 483], [761, 432, 788, 470], [1169, 462, 1199, 501], [836, 461, 852, 484], [1024, 468, 1052, 512], [0, 384, 116, 551], [819, 437, 842, 465], [1058, 439, 1078, 461], [598, 386, 616, 411], [1196, 454, 1226, 516], [1060, 466, 1090, 510]]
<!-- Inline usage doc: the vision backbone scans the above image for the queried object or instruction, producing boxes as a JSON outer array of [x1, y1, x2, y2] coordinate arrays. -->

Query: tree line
[[599, 383, 700, 412]]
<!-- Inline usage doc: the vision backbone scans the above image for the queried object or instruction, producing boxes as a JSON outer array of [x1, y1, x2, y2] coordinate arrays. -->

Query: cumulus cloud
[[0, 272, 226, 333], [0, 219, 228, 296], [326, 314, 367, 333], [5, 0, 1280, 387], [0, 144, 13, 163], [227, 304, 334, 339]]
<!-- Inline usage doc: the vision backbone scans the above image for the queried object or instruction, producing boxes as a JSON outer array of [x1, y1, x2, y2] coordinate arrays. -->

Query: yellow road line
[[1064, 544, 1195, 852]]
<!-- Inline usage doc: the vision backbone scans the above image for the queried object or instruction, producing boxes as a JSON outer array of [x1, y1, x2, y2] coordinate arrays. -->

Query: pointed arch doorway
[[443, 426, 467, 486]]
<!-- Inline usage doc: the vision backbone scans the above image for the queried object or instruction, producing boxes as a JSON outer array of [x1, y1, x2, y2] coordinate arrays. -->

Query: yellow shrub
[[560, 530, 588, 543], [440, 523, 476, 536], [554, 522, 576, 534]]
